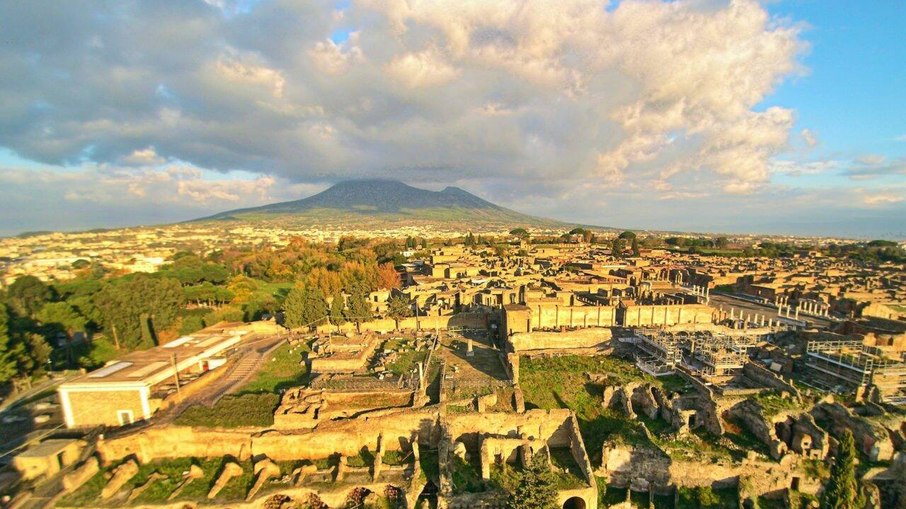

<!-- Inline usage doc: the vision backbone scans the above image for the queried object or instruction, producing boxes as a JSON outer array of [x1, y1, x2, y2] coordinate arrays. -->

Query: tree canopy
[[283, 286, 328, 329], [93, 274, 185, 350], [506, 454, 558, 509]]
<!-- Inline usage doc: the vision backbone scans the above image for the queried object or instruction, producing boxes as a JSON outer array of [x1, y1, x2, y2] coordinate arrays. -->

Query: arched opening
[[563, 496, 587, 509]]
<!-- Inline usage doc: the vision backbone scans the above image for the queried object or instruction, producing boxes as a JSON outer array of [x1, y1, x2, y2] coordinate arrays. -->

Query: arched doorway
[[563, 496, 587, 509]]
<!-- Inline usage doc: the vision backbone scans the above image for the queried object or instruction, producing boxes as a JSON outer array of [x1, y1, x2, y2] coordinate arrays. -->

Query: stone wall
[[508, 328, 613, 352], [811, 401, 896, 462], [445, 409, 574, 445], [621, 305, 714, 327], [530, 304, 618, 329], [742, 362, 801, 399], [98, 410, 440, 465], [316, 312, 490, 334], [98, 427, 253, 464]]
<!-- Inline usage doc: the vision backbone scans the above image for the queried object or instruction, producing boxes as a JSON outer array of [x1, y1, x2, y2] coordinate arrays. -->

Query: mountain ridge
[[195, 179, 562, 227]]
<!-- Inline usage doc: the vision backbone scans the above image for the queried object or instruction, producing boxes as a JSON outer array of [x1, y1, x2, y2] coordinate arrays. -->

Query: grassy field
[[382, 338, 430, 377], [175, 393, 279, 428], [239, 342, 310, 394]]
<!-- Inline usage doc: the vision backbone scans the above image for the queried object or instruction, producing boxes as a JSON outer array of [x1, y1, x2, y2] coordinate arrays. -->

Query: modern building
[[57, 324, 250, 428]]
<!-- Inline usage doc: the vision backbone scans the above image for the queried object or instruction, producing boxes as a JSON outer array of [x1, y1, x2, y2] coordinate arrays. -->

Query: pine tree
[[821, 429, 864, 509]]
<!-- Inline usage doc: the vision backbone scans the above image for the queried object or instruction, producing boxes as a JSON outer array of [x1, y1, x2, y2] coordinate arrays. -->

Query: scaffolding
[[635, 331, 683, 367], [804, 340, 906, 403], [692, 339, 749, 376], [633, 330, 763, 377]]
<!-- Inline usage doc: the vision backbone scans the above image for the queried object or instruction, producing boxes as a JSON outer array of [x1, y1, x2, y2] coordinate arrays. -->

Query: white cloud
[[385, 48, 460, 88], [800, 128, 817, 147], [863, 193, 904, 206]]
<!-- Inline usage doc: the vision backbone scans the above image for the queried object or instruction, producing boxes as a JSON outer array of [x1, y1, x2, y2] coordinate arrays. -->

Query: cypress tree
[[821, 429, 864, 509]]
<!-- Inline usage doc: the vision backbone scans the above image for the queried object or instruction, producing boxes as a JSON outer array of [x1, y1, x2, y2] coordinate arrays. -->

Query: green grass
[[520, 355, 659, 460], [450, 455, 485, 494], [346, 447, 376, 468], [58, 467, 109, 506], [757, 495, 786, 509], [548, 447, 588, 489], [752, 390, 801, 418], [238, 342, 310, 393], [657, 429, 739, 463], [676, 486, 738, 509], [382, 338, 429, 377], [175, 393, 279, 428], [381, 450, 410, 466], [602, 485, 629, 506], [659, 374, 693, 395]]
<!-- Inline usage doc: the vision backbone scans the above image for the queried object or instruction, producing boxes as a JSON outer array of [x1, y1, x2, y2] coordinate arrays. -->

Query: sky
[[0, 0, 903, 239]]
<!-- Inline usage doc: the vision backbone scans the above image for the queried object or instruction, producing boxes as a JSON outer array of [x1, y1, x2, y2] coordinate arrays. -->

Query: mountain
[[195, 179, 562, 228]]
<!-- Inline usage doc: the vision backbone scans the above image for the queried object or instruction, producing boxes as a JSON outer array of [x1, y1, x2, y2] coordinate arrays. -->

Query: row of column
[[689, 284, 710, 304], [774, 299, 830, 319], [718, 305, 777, 328], [798, 300, 830, 317]]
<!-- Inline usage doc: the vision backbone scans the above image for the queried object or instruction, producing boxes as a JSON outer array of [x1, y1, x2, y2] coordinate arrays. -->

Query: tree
[[377, 263, 401, 290], [618, 230, 637, 240], [93, 274, 185, 350], [36, 302, 87, 356], [715, 236, 729, 249], [386, 295, 412, 329], [611, 238, 626, 256], [7, 275, 53, 318], [510, 228, 529, 239], [568, 228, 593, 243], [0, 304, 20, 385], [329, 293, 346, 326], [507, 454, 558, 509], [344, 288, 372, 328], [283, 287, 328, 329], [631, 237, 640, 257], [821, 430, 864, 509]]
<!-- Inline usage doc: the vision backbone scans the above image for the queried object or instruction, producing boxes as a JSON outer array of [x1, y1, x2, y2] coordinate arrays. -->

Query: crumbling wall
[[445, 409, 574, 445], [98, 410, 438, 464], [811, 401, 895, 462], [98, 428, 252, 465], [742, 362, 801, 400]]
